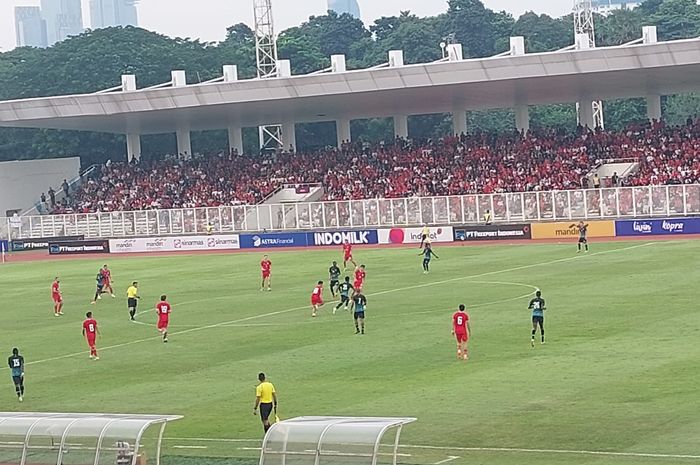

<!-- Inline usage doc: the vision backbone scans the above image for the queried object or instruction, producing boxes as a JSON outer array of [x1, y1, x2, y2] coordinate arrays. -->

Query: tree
[[650, 0, 700, 40], [511, 12, 572, 52]]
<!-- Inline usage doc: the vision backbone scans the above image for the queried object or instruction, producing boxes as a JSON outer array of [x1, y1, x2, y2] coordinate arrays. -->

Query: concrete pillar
[[228, 126, 243, 155], [394, 115, 409, 139], [126, 133, 141, 163], [282, 122, 296, 152], [331, 55, 346, 73], [643, 26, 658, 44], [515, 105, 530, 134], [336, 118, 351, 147], [176, 129, 192, 159], [171, 70, 187, 87], [389, 50, 404, 68], [223, 65, 238, 82], [510, 36, 525, 56], [578, 100, 595, 129], [647, 94, 662, 122], [446, 44, 463, 61], [453, 111, 467, 136], [278, 60, 292, 77], [121, 74, 137, 91]]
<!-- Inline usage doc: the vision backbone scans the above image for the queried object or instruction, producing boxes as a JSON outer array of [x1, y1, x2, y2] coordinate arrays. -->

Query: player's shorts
[[421, 234, 428, 241], [87, 335, 96, 346], [52, 294, 62, 303], [454, 331, 468, 343], [353, 281, 362, 291], [532, 315, 544, 326], [259, 403, 273, 422], [128, 298, 138, 309], [339, 295, 349, 304], [262, 271, 270, 279], [344, 254, 352, 261], [578, 237, 587, 243], [330, 280, 339, 290], [104, 278, 111, 286], [96, 284, 104, 291], [311, 297, 323, 306], [12, 375, 23, 385], [354, 311, 365, 319], [157, 318, 169, 330]]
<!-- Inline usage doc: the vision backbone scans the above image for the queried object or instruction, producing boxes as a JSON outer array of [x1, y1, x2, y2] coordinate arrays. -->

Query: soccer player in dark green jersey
[[328, 261, 341, 298], [8, 348, 25, 402], [420, 243, 439, 273], [334, 277, 354, 314], [570, 221, 589, 253], [351, 292, 367, 334], [528, 290, 546, 347]]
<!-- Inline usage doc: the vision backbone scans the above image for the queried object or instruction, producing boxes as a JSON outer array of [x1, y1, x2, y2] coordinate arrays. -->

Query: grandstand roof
[[0, 38, 699, 134]]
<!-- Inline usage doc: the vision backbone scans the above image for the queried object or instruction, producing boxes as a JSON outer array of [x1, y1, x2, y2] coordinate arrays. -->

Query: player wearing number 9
[[82, 311, 101, 361]]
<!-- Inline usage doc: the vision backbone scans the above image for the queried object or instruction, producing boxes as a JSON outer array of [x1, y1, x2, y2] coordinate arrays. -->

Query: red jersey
[[156, 301, 171, 319], [354, 268, 366, 283], [51, 281, 60, 295], [101, 268, 112, 283], [83, 318, 98, 336], [261, 259, 271, 274], [311, 285, 323, 301], [453, 311, 469, 333], [343, 243, 352, 257]]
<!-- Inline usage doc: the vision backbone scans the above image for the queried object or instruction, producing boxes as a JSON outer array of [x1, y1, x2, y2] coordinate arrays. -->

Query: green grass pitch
[[2, 239, 700, 465]]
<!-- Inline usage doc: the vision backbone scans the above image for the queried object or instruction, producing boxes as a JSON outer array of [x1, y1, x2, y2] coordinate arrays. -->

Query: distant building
[[592, 0, 642, 15], [15, 7, 48, 48], [90, 0, 139, 29], [41, 0, 84, 46], [327, 0, 361, 18]]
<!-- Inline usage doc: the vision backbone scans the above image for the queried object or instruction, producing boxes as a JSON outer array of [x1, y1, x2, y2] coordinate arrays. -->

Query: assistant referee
[[127, 281, 140, 321], [253, 372, 278, 434]]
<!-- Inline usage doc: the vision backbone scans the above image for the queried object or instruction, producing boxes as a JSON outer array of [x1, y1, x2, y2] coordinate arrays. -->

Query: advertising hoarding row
[[109, 235, 240, 253], [615, 217, 700, 236]]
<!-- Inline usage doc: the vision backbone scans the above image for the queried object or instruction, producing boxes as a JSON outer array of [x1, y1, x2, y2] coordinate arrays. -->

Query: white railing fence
[[3, 184, 700, 240]]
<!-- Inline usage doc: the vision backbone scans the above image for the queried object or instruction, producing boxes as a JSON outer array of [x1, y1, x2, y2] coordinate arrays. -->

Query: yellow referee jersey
[[256, 381, 276, 403], [127, 286, 138, 299]]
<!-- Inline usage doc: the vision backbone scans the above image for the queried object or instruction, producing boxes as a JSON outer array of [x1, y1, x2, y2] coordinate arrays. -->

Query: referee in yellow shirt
[[419, 224, 430, 249], [253, 372, 277, 434], [126, 282, 140, 321]]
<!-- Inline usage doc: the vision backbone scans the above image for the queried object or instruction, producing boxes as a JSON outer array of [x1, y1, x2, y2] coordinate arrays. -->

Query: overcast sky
[[1, 0, 572, 53]]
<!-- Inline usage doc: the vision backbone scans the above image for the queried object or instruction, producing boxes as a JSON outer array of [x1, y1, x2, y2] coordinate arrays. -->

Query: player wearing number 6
[[452, 304, 471, 360], [82, 311, 100, 360], [156, 295, 172, 343]]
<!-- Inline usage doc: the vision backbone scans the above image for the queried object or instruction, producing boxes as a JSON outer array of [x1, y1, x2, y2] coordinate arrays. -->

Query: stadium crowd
[[47, 119, 700, 214]]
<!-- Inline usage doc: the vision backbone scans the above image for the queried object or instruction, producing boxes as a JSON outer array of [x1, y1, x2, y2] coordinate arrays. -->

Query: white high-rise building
[[40, 0, 84, 46], [15, 7, 48, 48], [327, 0, 361, 18], [592, 0, 642, 15], [90, 0, 139, 29]]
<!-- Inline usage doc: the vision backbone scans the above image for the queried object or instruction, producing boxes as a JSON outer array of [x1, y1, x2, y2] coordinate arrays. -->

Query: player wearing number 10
[[452, 304, 471, 360], [82, 312, 100, 360], [156, 295, 172, 343]]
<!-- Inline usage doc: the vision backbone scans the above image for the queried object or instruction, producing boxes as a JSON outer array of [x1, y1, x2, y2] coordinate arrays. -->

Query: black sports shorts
[[532, 316, 544, 326], [128, 298, 138, 308], [260, 403, 273, 422]]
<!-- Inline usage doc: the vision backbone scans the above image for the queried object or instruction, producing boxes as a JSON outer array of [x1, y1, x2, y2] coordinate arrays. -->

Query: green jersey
[[8, 355, 23, 377], [338, 282, 354, 297], [329, 265, 341, 281], [529, 297, 546, 317]]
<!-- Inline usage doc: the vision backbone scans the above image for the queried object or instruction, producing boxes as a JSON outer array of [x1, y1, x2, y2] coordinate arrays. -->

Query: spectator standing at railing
[[62, 179, 70, 199], [48, 187, 56, 208]]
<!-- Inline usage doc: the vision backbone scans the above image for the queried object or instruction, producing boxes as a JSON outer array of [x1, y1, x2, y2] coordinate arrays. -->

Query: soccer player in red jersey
[[101, 264, 115, 298], [82, 312, 100, 360], [452, 304, 471, 360], [260, 255, 272, 292], [155, 295, 172, 343], [342, 240, 356, 270], [353, 265, 366, 292], [311, 281, 324, 317], [51, 277, 63, 317]]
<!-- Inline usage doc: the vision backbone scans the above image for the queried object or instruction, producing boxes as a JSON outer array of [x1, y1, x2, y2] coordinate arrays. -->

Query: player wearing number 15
[[82, 312, 100, 360], [8, 348, 25, 402], [452, 305, 471, 360], [156, 295, 172, 343]]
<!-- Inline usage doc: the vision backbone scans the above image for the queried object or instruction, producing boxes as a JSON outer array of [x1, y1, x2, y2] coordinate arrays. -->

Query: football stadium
[[1, 1, 699, 465]]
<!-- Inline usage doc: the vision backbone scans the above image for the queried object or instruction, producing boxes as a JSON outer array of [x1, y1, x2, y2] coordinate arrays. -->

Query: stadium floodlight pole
[[573, 0, 604, 129], [254, 0, 283, 151]]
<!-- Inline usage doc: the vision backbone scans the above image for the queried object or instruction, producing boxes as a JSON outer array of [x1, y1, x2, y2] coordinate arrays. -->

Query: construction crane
[[573, 0, 604, 129], [254, 0, 283, 151]]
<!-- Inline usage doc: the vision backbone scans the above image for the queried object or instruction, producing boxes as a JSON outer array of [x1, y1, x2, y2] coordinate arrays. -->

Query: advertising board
[[109, 235, 240, 254], [378, 227, 454, 245], [309, 230, 378, 246], [531, 221, 615, 239], [615, 217, 700, 236], [49, 240, 110, 255], [454, 224, 532, 242], [239, 232, 309, 249], [11, 235, 85, 251]]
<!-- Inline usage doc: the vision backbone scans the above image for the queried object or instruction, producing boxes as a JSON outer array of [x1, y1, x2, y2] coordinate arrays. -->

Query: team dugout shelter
[[260, 417, 416, 465], [0, 412, 181, 465]]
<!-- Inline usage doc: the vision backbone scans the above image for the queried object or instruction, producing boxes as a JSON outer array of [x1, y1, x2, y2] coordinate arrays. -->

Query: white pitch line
[[433, 455, 460, 464], [172, 445, 208, 449], [11, 242, 654, 369], [402, 444, 700, 460], [162, 437, 700, 461]]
